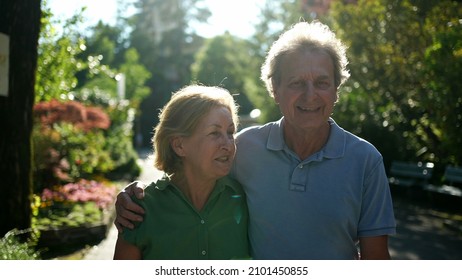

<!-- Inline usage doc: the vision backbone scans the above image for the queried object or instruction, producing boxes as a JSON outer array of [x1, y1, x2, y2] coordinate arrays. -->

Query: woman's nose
[[221, 135, 235, 149]]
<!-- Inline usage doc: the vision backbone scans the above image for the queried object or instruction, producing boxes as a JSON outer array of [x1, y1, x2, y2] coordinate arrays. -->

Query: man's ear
[[170, 136, 185, 157]]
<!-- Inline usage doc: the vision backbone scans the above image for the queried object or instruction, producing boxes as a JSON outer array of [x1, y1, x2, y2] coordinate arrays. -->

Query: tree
[[35, 5, 86, 103], [129, 0, 210, 145], [191, 33, 256, 115], [330, 0, 462, 171], [420, 1, 462, 167], [0, 0, 42, 236]]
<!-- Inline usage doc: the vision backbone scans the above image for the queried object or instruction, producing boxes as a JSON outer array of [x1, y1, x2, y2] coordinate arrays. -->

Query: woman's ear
[[170, 136, 185, 157]]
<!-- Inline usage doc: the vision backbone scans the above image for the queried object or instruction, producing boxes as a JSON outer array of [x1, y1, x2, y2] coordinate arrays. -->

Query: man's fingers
[[117, 192, 145, 215], [114, 181, 146, 232], [114, 216, 135, 233], [134, 184, 145, 199], [123, 181, 146, 199], [123, 181, 141, 196]]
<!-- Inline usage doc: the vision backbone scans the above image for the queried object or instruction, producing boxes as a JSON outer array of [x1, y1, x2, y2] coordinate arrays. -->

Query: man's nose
[[302, 82, 315, 98]]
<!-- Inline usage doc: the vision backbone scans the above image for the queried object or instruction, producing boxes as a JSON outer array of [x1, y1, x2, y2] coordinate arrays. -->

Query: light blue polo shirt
[[231, 117, 396, 260]]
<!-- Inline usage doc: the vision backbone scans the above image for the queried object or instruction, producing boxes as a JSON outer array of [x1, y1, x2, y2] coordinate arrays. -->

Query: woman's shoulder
[[218, 175, 245, 194], [136, 179, 170, 202]]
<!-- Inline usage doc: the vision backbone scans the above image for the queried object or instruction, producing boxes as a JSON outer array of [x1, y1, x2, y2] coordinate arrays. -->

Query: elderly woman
[[113, 85, 249, 260]]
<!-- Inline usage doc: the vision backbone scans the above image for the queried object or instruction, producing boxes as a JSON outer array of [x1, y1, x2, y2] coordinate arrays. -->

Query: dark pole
[[0, 0, 42, 236]]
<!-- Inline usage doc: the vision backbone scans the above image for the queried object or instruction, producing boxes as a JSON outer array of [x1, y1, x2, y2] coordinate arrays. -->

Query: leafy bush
[[32, 122, 115, 192], [32, 179, 117, 229], [0, 229, 41, 260], [32, 98, 141, 192], [34, 99, 110, 131]]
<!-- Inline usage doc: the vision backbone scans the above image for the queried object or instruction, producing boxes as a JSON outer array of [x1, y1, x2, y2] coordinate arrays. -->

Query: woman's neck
[[171, 173, 215, 211]]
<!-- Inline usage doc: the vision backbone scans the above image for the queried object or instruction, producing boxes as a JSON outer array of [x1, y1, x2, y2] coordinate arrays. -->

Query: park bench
[[388, 161, 434, 197], [423, 166, 462, 210]]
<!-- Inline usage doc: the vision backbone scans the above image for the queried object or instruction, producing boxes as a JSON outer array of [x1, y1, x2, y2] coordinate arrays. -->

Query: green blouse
[[122, 175, 250, 260]]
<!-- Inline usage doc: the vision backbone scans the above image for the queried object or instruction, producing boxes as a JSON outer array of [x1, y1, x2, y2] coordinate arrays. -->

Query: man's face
[[274, 49, 337, 132]]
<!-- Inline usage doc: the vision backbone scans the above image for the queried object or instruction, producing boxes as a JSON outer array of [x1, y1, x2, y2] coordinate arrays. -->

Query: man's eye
[[316, 80, 330, 89], [291, 80, 304, 86]]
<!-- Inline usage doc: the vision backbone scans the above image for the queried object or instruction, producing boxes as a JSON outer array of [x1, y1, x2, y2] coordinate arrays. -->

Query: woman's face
[[274, 49, 337, 133], [178, 106, 236, 181]]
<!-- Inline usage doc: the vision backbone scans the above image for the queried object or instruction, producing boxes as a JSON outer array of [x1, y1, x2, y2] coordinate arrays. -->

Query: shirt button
[[299, 164, 303, 169], [200, 220, 205, 224], [201, 250, 206, 255]]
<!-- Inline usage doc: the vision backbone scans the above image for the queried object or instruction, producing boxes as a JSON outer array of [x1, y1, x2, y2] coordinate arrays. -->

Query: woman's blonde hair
[[152, 84, 239, 175]]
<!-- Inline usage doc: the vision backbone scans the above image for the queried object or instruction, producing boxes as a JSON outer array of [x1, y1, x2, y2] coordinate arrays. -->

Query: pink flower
[[39, 179, 116, 210]]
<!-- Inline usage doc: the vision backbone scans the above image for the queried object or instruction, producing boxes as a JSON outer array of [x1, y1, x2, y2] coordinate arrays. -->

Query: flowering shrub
[[34, 99, 110, 131], [32, 99, 140, 192], [32, 123, 115, 192], [32, 179, 117, 229], [40, 179, 116, 210]]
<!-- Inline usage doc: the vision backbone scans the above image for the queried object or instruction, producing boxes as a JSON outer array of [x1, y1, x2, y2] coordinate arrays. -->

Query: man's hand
[[114, 181, 146, 232]]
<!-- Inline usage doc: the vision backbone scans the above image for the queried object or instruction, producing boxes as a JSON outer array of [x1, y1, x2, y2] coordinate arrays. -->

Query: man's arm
[[113, 235, 142, 259], [114, 181, 146, 232], [359, 235, 391, 259]]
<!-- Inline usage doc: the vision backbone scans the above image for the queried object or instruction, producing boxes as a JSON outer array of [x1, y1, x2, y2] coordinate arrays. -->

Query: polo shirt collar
[[267, 117, 285, 150], [154, 174, 240, 193], [266, 117, 345, 160]]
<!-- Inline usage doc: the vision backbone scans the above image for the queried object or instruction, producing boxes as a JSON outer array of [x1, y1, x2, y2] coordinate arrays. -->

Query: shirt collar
[[267, 117, 345, 159], [153, 174, 240, 193]]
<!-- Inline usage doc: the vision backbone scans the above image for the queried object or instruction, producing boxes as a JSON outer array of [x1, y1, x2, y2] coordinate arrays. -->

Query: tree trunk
[[0, 0, 42, 237]]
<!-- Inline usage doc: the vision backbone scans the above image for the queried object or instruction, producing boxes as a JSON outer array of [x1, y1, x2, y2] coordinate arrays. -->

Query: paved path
[[388, 196, 462, 260], [83, 151, 462, 260]]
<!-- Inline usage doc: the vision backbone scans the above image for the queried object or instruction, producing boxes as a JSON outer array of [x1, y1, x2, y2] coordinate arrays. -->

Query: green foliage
[[32, 122, 115, 192], [119, 48, 151, 109], [35, 4, 86, 102], [32, 180, 117, 230], [32, 99, 141, 191], [421, 1, 462, 165], [130, 0, 209, 87], [330, 0, 462, 168], [73, 91, 142, 181], [81, 21, 119, 66], [34, 202, 103, 229], [128, 0, 212, 145], [0, 229, 41, 260], [191, 34, 257, 115], [57, 123, 115, 176]]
